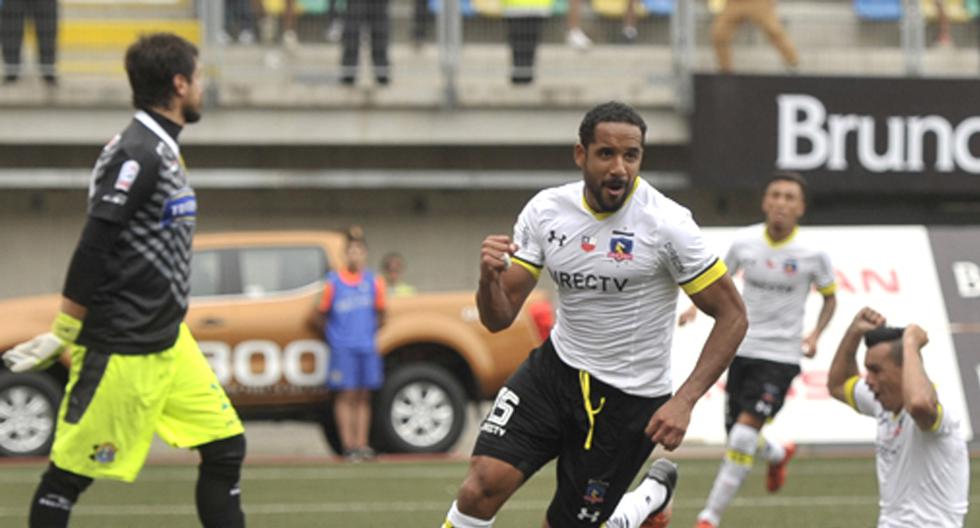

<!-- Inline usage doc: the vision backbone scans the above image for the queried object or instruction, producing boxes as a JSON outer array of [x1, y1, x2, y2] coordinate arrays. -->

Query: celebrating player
[[827, 307, 969, 527], [682, 172, 837, 528], [439, 101, 748, 528], [2, 34, 246, 528]]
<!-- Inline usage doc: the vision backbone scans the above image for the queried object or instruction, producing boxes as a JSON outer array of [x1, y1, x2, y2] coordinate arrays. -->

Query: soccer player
[[1, 33, 246, 528], [827, 307, 970, 527], [681, 172, 837, 528], [439, 101, 748, 528], [310, 226, 387, 461]]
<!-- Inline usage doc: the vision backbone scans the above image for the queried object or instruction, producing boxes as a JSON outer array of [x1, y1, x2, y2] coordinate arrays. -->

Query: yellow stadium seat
[[591, 0, 649, 18], [921, 0, 971, 22]]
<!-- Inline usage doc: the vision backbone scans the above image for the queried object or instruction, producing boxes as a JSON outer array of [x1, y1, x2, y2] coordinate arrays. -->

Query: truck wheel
[[0, 373, 61, 457], [374, 364, 466, 454]]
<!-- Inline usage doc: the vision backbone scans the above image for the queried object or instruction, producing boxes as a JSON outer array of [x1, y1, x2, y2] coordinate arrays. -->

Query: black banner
[[692, 74, 980, 193]]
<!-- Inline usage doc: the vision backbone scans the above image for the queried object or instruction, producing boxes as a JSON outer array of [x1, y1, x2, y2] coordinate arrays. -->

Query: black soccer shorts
[[473, 338, 670, 526], [724, 355, 801, 432]]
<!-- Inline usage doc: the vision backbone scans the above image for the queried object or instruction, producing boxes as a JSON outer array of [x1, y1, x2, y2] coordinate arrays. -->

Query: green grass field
[[0, 455, 976, 527]]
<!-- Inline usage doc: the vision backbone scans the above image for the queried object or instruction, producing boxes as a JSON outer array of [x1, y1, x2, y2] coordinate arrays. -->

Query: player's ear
[[574, 143, 586, 169]]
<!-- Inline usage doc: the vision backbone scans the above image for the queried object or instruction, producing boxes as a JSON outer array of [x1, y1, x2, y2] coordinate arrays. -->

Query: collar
[[134, 110, 182, 159], [764, 225, 798, 248], [581, 177, 641, 220]]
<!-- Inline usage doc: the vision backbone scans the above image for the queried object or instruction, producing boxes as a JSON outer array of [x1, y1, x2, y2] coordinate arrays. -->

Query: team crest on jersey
[[161, 188, 197, 227], [607, 231, 634, 262], [783, 259, 798, 275], [582, 479, 609, 505], [114, 160, 140, 192], [581, 236, 597, 252], [90, 442, 117, 464]]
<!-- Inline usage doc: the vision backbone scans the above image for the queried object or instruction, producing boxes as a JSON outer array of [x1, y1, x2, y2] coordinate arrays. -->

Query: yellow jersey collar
[[764, 225, 798, 248]]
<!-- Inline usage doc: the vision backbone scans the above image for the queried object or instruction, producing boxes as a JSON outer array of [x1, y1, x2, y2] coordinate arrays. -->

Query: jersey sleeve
[[318, 277, 335, 313], [511, 198, 545, 280], [88, 148, 160, 226], [722, 240, 741, 276], [663, 210, 728, 296], [844, 376, 882, 417], [813, 249, 837, 296]]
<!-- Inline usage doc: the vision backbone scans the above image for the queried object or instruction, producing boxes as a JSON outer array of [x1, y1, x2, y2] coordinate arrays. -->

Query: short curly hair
[[578, 101, 647, 147]]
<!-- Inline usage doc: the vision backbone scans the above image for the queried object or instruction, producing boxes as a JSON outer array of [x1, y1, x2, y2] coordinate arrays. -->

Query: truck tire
[[0, 372, 61, 457], [374, 364, 466, 454]]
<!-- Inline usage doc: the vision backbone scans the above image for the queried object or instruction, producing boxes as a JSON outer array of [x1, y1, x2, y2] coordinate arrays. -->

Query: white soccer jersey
[[725, 224, 835, 365], [511, 178, 726, 397], [844, 377, 970, 528]]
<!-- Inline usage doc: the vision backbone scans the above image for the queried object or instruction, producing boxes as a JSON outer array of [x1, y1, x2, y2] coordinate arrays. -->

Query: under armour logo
[[548, 230, 567, 247], [577, 507, 601, 523]]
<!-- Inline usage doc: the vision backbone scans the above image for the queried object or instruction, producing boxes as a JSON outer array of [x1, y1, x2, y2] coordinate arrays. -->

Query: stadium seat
[[644, 0, 674, 16], [853, 0, 903, 21], [427, 0, 480, 17], [921, 0, 972, 21]]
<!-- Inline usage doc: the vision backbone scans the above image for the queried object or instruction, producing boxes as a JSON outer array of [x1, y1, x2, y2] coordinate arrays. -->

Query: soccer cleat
[[766, 441, 797, 493], [565, 28, 593, 51], [694, 520, 717, 528], [640, 458, 678, 528]]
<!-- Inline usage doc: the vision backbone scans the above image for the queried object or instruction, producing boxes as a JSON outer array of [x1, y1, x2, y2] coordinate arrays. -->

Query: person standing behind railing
[[505, 0, 554, 84], [711, 0, 798, 73], [340, 0, 392, 86], [0, 0, 58, 85]]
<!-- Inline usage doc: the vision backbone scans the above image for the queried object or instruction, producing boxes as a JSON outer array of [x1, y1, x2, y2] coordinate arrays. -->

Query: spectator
[[381, 252, 417, 297], [310, 227, 386, 461], [566, 0, 639, 51], [325, 0, 344, 43], [505, 0, 555, 84], [412, 0, 430, 47], [934, 0, 953, 47], [340, 0, 392, 85], [711, 0, 798, 73], [0, 0, 58, 85], [221, 0, 259, 44]]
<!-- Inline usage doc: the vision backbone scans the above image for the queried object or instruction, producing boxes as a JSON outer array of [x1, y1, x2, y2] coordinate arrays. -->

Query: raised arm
[[827, 307, 884, 403], [901, 324, 939, 431], [646, 274, 747, 450], [476, 235, 539, 332]]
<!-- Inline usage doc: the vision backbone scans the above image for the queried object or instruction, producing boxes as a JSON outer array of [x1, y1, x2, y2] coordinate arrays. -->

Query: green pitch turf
[[0, 455, 976, 527]]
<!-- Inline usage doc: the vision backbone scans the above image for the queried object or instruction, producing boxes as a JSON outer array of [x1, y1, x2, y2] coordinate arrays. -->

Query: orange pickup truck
[[0, 231, 552, 457]]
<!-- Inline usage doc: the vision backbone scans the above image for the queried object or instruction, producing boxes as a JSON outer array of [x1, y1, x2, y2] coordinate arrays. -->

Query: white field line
[[0, 496, 979, 517], [0, 463, 887, 484]]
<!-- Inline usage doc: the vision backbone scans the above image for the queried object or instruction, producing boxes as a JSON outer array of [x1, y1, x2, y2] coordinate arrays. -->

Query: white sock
[[442, 500, 494, 528], [758, 436, 786, 463], [604, 478, 668, 528], [697, 423, 758, 525]]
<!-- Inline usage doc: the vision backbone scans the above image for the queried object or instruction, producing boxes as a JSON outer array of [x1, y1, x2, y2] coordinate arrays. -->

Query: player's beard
[[586, 176, 630, 212], [182, 101, 202, 124]]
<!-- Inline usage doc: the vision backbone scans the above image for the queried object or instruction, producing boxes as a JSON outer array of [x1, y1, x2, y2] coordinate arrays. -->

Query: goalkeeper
[[2, 33, 246, 528]]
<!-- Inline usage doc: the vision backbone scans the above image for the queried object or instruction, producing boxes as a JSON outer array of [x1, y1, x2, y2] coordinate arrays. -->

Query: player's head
[[575, 102, 646, 213], [863, 326, 906, 412], [381, 252, 405, 282], [345, 226, 368, 272], [125, 33, 203, 124], [761, 171, 807, 231]]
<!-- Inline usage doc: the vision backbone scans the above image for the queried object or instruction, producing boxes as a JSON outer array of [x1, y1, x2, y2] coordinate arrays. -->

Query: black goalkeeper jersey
[[75, 111, 196, 354]]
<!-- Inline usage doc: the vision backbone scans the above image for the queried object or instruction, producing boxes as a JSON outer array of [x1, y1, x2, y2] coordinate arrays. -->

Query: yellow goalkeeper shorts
[[50, 324, 244, 482]]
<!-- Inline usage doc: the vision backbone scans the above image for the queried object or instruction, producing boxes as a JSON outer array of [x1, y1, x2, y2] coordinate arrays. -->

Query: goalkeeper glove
[[2, 312, 82, 373]]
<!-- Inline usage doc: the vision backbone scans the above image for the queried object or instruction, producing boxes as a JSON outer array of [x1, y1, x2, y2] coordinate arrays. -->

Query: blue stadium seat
[[853, 0, 903, 21], [428, 0, 478, 17], [644, 0, 674, 16]]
